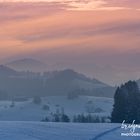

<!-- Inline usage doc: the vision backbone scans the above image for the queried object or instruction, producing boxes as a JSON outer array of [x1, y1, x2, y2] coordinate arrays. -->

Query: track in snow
[[91, 126, 120, 140]]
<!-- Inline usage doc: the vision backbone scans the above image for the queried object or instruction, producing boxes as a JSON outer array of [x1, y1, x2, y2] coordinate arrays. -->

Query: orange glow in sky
[[0, 1, 140, 84]]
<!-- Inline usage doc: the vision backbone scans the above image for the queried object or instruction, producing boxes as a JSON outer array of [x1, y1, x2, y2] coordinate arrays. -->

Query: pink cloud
[[0, 2, 140, 84], [0, 0, 139, 10]]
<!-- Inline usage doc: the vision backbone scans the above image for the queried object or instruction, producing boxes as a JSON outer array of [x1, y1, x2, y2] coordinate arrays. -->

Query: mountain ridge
[[0, 64, 115, 98], [5, 58, 47, 72]]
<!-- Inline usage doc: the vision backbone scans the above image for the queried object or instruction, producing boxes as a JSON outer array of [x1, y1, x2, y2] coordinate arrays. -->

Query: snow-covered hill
[[0, 122, 137, 140], [0, 96, 113, 121]]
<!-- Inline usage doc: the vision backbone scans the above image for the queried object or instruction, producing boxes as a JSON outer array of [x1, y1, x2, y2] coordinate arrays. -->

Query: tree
[[61, 114, 70, 122], [73, 115, 77, 122], [111, 87, 126, 123], [33, 96, 42, 105], [41, 116, 49, 122], [42, 105, 50, 111], [10, 100, 15, 108], [111, 81, 140, 123], [53, 114, 60, 122]]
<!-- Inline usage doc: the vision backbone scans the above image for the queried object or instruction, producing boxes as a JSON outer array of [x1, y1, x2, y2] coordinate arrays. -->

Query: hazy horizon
[[0, 1, 140, 85]]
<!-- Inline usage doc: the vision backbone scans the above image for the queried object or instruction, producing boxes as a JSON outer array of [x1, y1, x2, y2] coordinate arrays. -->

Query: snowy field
[[0, 96, 113, 121], [0, 97, 139, 140], [0, 122, 138, 140]]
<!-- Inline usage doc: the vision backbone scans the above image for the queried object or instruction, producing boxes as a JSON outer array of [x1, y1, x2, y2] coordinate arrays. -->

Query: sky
[[0, 0, 140, 85]]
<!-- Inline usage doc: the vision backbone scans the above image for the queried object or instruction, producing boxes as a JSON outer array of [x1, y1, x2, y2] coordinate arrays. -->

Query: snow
[[0, 122, 139, 140], [0, 96, 113, 121], [0, 96, 139, 140]]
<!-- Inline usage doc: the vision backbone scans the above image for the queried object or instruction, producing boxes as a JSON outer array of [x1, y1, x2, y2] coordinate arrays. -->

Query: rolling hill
[[44, 69, 115, 97], [0, 65, 115, 98]]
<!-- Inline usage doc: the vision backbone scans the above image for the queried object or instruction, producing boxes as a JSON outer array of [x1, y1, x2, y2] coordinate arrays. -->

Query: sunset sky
[[0, 0, 140, 85]]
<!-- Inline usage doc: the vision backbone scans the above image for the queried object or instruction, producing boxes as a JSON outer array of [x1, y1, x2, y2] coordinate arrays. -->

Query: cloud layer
[[0, 2, 140, 84], [0, 0, 140, 10]]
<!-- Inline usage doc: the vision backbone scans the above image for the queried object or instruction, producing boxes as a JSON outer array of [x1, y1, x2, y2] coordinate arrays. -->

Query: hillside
[[0, 67, 115, 98], [43, 69, 115, 97], [0, 65, 18, 77]]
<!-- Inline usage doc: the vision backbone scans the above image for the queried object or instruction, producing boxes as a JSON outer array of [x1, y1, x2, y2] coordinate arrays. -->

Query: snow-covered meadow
[[0, 121, 138, 140], [0, 96, 124, 140], [0, 96, 113, 121]]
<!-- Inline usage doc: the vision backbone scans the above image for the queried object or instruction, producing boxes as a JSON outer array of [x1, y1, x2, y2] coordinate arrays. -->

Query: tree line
[[42, 113, 109, 123], [111, 81, 140, 123]]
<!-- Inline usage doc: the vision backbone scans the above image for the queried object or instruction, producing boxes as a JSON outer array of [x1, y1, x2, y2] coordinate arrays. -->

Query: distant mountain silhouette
[[6, 58, 47, 72], [0, 65, 18, 77], [44, 69, 115, 97], [0, 66, 115, 99], [47, 69, 107, 87]]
